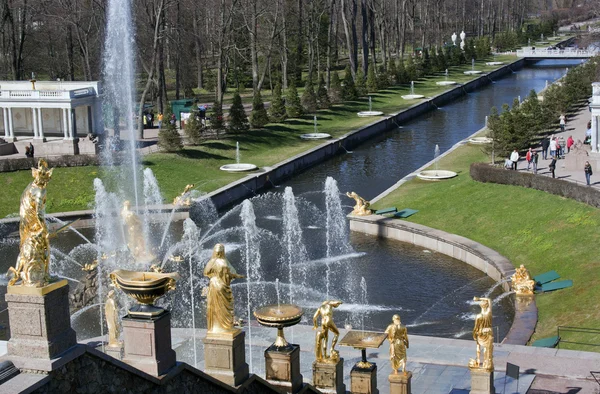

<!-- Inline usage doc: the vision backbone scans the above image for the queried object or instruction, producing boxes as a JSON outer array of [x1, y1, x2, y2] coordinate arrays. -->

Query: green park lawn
[[0, 55, 516, 217], [374, 142, 600, 349]]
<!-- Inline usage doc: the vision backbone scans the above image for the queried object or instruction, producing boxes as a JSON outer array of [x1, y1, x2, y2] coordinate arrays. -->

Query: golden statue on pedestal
[[173, 184, 194, 206], [105, 289, 122, 348], [121, 200, 154, 263], [346, 192, 372, 216], [468, 297, 494, 372], [511, 265, 535, 296], [203, 244, 244, 336], [313, 300, 343, 363], [8, 159, 54, 287], [385, 314, 409, 374]]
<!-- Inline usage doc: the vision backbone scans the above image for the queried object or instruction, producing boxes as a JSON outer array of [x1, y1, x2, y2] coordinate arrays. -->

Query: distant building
[[0, 80, 104, 156]]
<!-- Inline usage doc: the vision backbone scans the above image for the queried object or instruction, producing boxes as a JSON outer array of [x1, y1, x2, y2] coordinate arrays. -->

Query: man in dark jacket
[[541, 137, 550, 160]]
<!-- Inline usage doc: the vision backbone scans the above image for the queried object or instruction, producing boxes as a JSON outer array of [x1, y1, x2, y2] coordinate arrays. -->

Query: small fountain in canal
[[300, 115, 331, 139], [417, 144, 458, 180], [437, 69, 457, 86], [357, 95, 384, 116], [401, 81, 425, 100], [464, 58, 482, 75], [220, 141, 258, 172]]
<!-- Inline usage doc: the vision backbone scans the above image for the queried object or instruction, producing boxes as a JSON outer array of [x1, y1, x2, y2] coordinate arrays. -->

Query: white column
[[7, 107, 14, 138], [592, 115, 599, 153], [32, 107, 38, 138], [70, 108, 77, 139], [37, 108, 44, 140], [67, 108, 74, 139], [2, 108, 8, 139], [62, 108, 69, 139]]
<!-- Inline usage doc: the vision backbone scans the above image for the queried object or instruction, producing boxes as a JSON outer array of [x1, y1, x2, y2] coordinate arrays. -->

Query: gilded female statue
[[121, 200, 154, 263], [385, 314, 409, 374], [9, 159, 53, 287], [203, 244, 244, 336], [469, 297, 494, 371], [105, 290, 122, 348]]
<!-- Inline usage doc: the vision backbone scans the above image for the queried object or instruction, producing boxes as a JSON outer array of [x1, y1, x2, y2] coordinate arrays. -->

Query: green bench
[[539, 280, 573, 293], [533, 270, 560, 286], [532, 336, 560, 348], [394, 209, 419, 218], [375, 207, 397, 215]]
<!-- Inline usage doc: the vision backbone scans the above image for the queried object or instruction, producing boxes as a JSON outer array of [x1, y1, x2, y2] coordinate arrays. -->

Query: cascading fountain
[[282, 187, 309, 304]]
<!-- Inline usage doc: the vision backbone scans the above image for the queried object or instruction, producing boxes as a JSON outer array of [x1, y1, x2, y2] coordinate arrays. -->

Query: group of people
[[24, 143, 34, 158]]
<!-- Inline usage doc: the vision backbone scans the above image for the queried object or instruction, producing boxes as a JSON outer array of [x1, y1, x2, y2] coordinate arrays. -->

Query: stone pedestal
[[203, 330, 249, 386], [470, 368, 495, 394], [6, 280, 76, 360], [265, 345, 303, 393], [389, 371, 412, 394], [350, 364, 379, 394], [105, 344, 124, 360], [122, 312, 176, 376], [312, 358, 346, 394]]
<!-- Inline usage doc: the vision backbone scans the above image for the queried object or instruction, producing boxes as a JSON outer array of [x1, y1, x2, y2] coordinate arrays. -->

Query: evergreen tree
[[341, 65, 357, 100], [422, 49, 431, 74], [269, 82, 287, 122], [355, 67, 367, 97], [316, 74, 330, 109], [437, 50, 448, 73], [158, 104, 183, 152], [396, 58, 409, 84], [250, 90, 270, 128], [184, 108, 203, 145], [405, 55, 417, 81], [210, 99, 225, 138], [301, 79, 318, 113], [228, 92, 249, 133], [329, 72, 343, 104], [286, 79, 303, 118], [366, 64, 378, 93], [388, 58, 398, 84], [377, 65, 389, 89]]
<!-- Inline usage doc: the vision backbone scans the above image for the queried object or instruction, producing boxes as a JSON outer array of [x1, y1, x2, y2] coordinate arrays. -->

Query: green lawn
[[374, 142, 600, 350], [0, 55, 521, 218]]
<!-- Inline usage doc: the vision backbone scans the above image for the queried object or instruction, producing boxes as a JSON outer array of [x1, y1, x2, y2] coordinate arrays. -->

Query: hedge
[[0, 155, 102, 173], [470, 162, 600, 208]]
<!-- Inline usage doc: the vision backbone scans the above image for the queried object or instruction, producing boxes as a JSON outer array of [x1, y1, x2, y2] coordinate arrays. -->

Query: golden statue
[[173, 184, 194, 206], [203, 244, 244, 336], [121, 200, 154, 263], [385, 314, 409, 374], [313, 300, 343, 363], [468, 297, 494, 372], [9, 159, 54, 287], [105, 289, 122, 348], [346, 192, 372, 216], [511, 264, 535, 295]]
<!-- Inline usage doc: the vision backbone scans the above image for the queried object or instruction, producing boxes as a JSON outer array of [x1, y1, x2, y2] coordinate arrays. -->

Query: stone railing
[[0, 90, 73, 99], [516, 48, 600, 58]]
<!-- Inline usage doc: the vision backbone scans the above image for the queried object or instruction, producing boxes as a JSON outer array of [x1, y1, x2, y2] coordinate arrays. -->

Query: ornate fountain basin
[[401, 94, 425, 100], [300, 133, 331, 140], [417, 170, 458, 181], [463, 70, 482, 75], [357, 111, 384, 117], [219, 163, 258, 172], [110, 269, 180, 318], [436, 81, 457, 86], [254, 304, 303, 349]]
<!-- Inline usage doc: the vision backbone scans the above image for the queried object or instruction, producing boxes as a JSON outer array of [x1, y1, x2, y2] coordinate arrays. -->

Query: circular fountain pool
[[219, 163, 258, 172]]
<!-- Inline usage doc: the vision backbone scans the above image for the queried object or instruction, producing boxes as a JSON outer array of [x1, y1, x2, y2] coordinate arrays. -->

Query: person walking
[[526, 148, 533, 171], [549, 157, 556, 178], [584, 161, 593, 186], [510, 149, 519, 171], [532, 150, 539, 174], [541, 137, 550, 160], [157, 112, 163, 129], [29, 142, 34, 159], [559, 114, 566, 132], [567, 135, 574, 153], [549, 137, 557, 159]]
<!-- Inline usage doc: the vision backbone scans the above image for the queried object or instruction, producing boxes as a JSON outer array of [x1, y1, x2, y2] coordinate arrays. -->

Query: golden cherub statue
[[203, 244, 245, 336], [346, 192, 372, 216], [385, 314, 409, 374], [468, 297, 494, 372], [313, 300, 343, 363], [173, 184, 195, 206], [105, 289, 123, 349], [511, 264, 535, 296], [121, 200, 155, 263], [8, 159, 54, 287]]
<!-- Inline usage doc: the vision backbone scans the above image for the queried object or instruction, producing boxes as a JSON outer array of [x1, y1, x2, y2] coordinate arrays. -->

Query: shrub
[[366, 64, 378, 93], [396, 58, 409, 84], [377, 65, 389, 89], [341, 65, 357, 100], [329, 72, 343, 104], [210, 99, 225, 138], [158, 105, 183, 152], [184, 109, 204, 145], [387, 58, 397, 84], [301, 79, 318, 113], [269, 82, 287, 122], [286, 79, 303, 118], [316, 74, 330, 109], [250, 90, 270, 128], [228, 92, 249, 133], [355, 67, 367, 97]]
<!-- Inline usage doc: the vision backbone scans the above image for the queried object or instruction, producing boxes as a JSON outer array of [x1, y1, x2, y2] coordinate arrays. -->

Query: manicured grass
[[0, 54, 519, 218], [374, 142, 600, 350]]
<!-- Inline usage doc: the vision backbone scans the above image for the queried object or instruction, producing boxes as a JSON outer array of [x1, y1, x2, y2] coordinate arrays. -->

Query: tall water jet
[[360, 277, 368, 331], [182, 218, 201, 367], [236, 142, 240, 164], [142, 168, 163, 242], [434, 144, 441, 173], [282, 187, 309, 304], [324, 177, 351, 298], [102, 0, 141, 209]]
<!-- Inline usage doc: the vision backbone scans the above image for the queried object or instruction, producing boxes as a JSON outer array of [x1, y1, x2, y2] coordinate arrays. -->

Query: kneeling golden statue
[[511, 264, 535, 296], [346, 192, 372, 216]]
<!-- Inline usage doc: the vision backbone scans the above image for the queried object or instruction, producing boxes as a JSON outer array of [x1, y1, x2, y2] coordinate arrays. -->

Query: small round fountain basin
[[436, 81, 457, 86], [536, 41, 549, 45], [485, 62, 504, 66], [254, 304, 304, 328], [219, 163, 258, 172], [468, 137, 493, 145], [401, 94, 425, 100], [463, 70, 482, 75], [417, 170, 458, 181], [300, 133, 332, 140], [357, 111, 384, 117]]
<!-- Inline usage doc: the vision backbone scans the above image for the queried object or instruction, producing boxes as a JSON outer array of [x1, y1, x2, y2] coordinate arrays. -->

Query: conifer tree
[[329, 72, 343, 104], [250, 90, 270, 128], [269, 82, 287, 122], [210, 99, 225, 138], [341, 65, 357, 100], [377, 65, 389, 89], [366, 63, 378, 93], [301, 79, 318, 113], [405, 55, 417, 81], [316, 74, 330, 109], [388, 58, 398, 84], [228, 92, 249, 133], [158, 104, 183, 152], [355, 67, 367, 97], [286, 80, 303, 118], [396, 58, 409, 84], [184, 108, 203, 145]]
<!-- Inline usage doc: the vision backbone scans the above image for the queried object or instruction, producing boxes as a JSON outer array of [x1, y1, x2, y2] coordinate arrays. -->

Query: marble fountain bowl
[[300, 133, 332, 140], [485, 61, 504, 66], [468, 137, 493, 145], [463, 70, 483, 75], [401, 94, 425, 100], [357, 111, 384, 117], [219, 163, 258, 172], [436, 81, 457, 86], [417, 170, 458, 181]]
